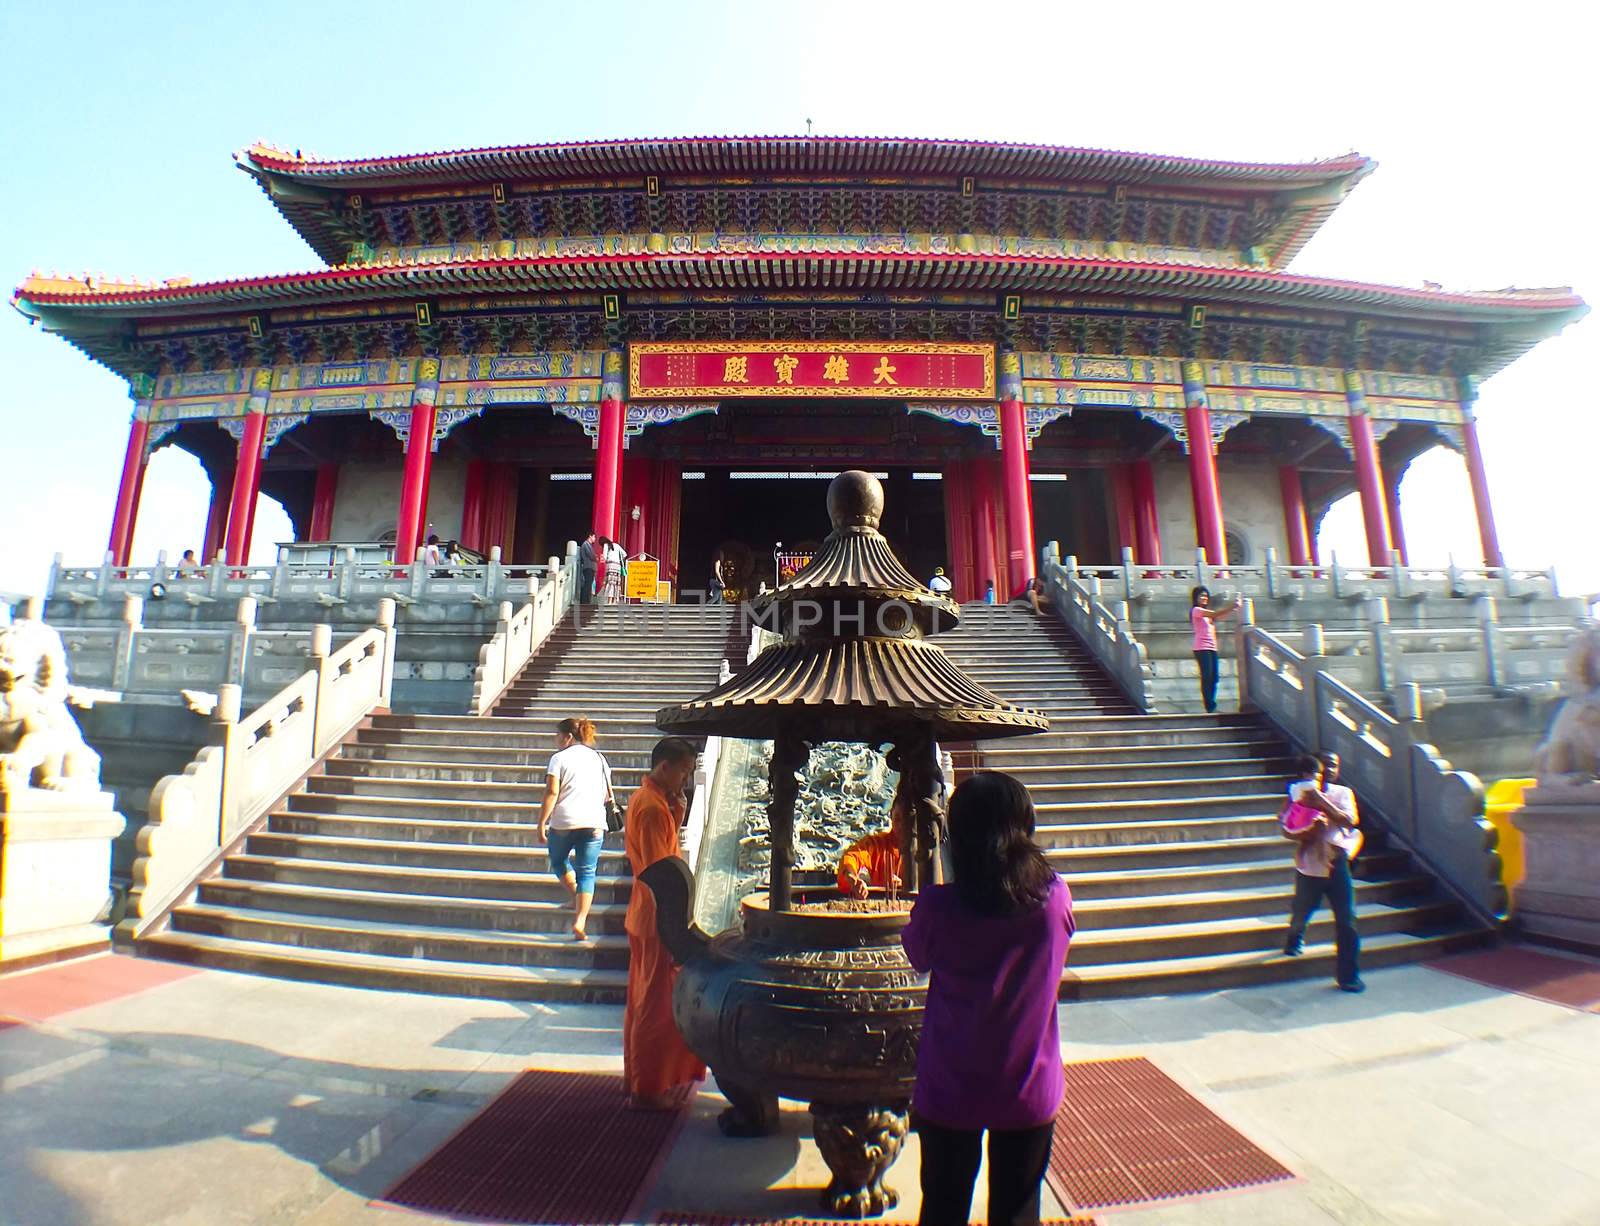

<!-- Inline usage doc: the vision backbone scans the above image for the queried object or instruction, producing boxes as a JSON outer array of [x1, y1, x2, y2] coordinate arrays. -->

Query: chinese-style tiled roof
[[235, 136, 1376, 268], [240, 136, 1372, 186]]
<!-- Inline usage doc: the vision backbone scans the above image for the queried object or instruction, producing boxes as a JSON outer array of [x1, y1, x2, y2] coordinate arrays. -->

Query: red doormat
[[380, 1069, 689, 1224], [655, 1217, 1097, 1225], [0, 953, 198, 1024], [1426, 945, 1600, 1011], [1048, 1057, 1293, 1210]]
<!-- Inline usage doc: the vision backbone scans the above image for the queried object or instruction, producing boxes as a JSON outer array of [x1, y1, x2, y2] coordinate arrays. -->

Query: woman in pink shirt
[[1189, 585, 1237, 713], [902, 771, 1075, 1226]]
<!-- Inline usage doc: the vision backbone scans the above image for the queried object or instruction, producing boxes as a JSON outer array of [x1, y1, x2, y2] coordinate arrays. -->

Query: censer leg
[[713, 1074, 781, 1138], [809, 1100, 910, 1218], [767, 734, 809, 911]]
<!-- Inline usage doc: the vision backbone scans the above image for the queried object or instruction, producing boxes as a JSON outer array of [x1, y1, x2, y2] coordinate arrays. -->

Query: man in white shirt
[[928, 567, 953, 595], [1282, 751, 1364, 992]]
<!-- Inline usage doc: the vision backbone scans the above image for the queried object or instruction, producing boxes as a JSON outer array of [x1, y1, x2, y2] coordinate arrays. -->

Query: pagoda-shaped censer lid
[[656, 471, 1048, 743]]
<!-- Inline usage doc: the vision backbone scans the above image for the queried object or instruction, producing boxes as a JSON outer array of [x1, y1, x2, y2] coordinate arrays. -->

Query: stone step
[[1046, 835, 1286, 871], [344, 742, 658, 768], [286, 791, 543, 824], [976, 739, 1281, 765], [307, 774, 549, 805], [325, 758, 590, 785], [222, 853, 633, 904], [994, 757, 1296, 785], [270, 808, 543, 845], [1037, 813, 1280, 848], [137, 931, 632, 1002], [1067, 897, 1459, 965], [247, 831, 629, 875], [198, 877, 629, 935], [1059, 927, 1489, 999], [1070, 875, 1432, 929], [1036, 791, 1283, 822], [1025, 775, 1288, 803], [1061, 849, 1410, 899], [357, 727, 655, 751], [170, 905, 629, 971]]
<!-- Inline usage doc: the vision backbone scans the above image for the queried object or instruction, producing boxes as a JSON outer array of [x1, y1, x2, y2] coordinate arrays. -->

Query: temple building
[[13, 136, 1588, 600]]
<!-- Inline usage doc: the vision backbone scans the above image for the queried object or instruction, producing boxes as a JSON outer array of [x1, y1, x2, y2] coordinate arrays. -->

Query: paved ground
[[2, 951, 1598, 1225]]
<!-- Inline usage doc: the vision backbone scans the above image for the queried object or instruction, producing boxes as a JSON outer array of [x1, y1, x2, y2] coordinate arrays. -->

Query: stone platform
[[2, 951, 1598, 1224]]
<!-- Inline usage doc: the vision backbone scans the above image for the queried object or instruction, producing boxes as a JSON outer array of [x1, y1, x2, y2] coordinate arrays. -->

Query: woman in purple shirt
[[902, 771, 1075, 1226]]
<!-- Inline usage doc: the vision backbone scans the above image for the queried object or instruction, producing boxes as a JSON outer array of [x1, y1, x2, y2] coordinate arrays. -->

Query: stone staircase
[[138, 604, 740, 999], [941, 603, 1489, 998]]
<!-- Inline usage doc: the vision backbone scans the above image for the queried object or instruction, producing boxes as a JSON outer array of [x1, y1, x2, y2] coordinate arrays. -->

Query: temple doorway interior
[[678, 467, 948, 600], [1031, 469, 1115, 565]]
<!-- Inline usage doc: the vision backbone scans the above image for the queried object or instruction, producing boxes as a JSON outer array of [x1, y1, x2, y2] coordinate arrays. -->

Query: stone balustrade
[[1241, 624, 1506, 924], [117, 601, 398, 940], [45, 543, 570, 627]]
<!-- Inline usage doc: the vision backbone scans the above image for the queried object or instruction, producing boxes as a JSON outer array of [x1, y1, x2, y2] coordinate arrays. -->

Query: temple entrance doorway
[[679, 468, 947, 601], [1030, 469, 1115, 565]]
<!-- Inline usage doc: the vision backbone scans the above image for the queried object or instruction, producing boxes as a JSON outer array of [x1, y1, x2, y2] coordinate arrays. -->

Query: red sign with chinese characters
[[629, 342, 994, 399]]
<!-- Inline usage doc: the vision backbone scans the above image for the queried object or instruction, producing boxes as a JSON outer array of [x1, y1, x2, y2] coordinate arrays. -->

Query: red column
[[1279, 465, 1312, 567], [1130, 459, 1163, 565], [620, 456, 652, 555], [593, 398, 625, 541], [108, 416, 151, 566], [1383, 466, 1409, 566], [647, 461, 682, 582], [997, 397, 1036, 598], [414, 460, 435, 550], [1109, 464, 1137, 557], [223, 411, 267, 566], [1180, 361, 1227, 565], [202, 469, 232, 563], [1460, 415, 1504, 568], [309, 462, 339, 542], [943, 461, 976, 603], [1343, 373, 1392, 567], [393, 403, 436, 565]]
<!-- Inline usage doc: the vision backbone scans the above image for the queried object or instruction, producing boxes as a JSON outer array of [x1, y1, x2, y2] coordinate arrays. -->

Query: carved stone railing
[[1241, 624, 1505, 924], [1041, 542, 1152, 711], [468, 554, 579, 715], [48, 544, 554, 620], [117, 600, 399, 939], [32, 593, 353, 704], [1072, 545, 1562, 608]]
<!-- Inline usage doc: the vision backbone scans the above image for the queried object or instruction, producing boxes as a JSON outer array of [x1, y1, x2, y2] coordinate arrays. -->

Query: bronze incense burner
[[646, 471, 1046, 1217]]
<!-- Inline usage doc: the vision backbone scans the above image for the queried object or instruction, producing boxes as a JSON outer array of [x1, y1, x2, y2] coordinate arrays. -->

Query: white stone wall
[[1153, 456, 1286, 565], [330, 459, 468, 544]]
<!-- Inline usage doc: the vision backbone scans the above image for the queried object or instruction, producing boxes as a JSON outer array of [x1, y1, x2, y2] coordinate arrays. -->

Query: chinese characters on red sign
[[629, 342, 995, 399]]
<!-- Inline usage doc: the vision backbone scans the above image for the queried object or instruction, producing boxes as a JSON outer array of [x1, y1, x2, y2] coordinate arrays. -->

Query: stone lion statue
[[1533, 626, 1600, 785], [0, 618, 102, 793]]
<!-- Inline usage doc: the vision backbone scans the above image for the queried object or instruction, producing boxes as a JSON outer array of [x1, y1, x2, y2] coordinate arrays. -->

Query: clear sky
[[2, 0, 1593, 599]]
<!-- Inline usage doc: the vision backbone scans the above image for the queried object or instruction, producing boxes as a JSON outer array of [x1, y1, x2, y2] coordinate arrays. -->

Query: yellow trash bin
[[1484, 777, 1532, 903]]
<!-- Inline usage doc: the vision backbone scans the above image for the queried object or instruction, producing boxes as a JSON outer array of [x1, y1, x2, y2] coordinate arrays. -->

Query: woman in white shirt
[[539, 716, 614, 941]]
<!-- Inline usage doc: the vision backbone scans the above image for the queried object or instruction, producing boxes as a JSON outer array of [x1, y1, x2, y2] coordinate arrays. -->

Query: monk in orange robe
[[837, 797, 908, 898], [623, 736, 707, 1109]]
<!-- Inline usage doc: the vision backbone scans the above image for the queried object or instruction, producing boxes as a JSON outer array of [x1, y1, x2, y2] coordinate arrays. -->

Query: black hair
[[427, 534, 439, 545], [1191, 585, 1211, 606], [651, 736, 698, 768], [1293, 753, 1322, 780], [948, 771, 1055, 917]]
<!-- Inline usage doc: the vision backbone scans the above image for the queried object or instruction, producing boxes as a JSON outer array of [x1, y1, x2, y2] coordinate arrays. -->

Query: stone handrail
[[118, 600, 399, 938], [1041, 542, 1152, 711], [1075, 546, 1561, 608], [680, 732, 724, 873], [1241, 624, 1505, 924], [467, 554, 578, 715], [48, 545, 552, 615]]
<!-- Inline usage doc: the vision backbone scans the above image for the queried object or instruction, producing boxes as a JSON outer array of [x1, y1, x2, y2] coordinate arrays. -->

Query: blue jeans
[[1287, 856, 1361, 986], [548, 828, 604, 897], [1194, 649, 1220, 712]]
